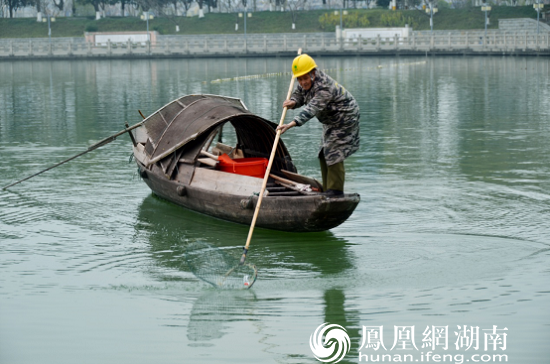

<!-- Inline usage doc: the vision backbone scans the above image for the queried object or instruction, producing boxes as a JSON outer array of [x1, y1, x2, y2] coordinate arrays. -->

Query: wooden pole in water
[[2, 118, 148, 191]]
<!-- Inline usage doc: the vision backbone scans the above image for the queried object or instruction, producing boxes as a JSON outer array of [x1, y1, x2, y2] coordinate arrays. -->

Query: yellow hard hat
[[292, 54, 317, 77]]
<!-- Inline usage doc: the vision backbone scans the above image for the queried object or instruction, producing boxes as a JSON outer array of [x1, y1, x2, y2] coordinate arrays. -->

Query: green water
[[1, 57, 549, 363]]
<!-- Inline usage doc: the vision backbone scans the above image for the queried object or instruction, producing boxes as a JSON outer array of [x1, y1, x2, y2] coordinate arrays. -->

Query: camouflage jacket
[[290, 69, 360, 166]]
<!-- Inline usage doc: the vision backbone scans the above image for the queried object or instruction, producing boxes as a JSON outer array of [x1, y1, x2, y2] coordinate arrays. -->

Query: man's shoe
[[322, 189, 344, 196]]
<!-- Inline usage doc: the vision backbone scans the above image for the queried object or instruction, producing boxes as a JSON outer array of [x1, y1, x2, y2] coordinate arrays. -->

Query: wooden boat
[[131, 94, 360, 232]]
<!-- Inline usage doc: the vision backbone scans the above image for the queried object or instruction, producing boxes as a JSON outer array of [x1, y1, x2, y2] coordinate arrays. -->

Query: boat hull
[[138, 162, 360, 233]]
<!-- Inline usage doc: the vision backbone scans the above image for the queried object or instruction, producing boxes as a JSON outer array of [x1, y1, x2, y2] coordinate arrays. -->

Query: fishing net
[[185, 241, 257, 289]]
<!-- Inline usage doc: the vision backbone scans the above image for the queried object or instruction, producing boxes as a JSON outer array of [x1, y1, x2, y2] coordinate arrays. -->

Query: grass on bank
[[0, 6, 540, 39]]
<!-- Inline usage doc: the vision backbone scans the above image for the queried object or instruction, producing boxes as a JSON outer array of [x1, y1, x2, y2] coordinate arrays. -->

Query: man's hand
[[283, 99, 297, 109], [276, 121, 297, 135]]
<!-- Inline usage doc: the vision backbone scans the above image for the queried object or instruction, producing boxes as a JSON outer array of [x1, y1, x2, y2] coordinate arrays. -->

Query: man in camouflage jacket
[[277, 55, 360, 196]]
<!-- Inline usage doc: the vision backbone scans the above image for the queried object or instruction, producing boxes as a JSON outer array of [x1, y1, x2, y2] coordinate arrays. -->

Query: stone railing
[[1, 31, 550, 59]]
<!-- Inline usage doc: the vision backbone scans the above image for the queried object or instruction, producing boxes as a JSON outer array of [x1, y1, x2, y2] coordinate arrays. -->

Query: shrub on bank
[[0, 6, 540, 39]]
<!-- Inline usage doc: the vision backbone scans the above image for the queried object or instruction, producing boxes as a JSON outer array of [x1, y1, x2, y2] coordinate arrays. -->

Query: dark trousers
[[319, 152, 345, 192]]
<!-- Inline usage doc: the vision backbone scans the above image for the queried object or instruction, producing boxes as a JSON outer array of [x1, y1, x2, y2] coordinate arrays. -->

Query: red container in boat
[[217, 154, 268, 178]]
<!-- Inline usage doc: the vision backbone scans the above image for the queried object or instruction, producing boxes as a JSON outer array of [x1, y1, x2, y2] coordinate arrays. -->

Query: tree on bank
[[3, 0, 31, 17], [77, 0, 102, 18], [118, 0, 138, 16], [51, 0, 65, 12], [286, 0, 307, 29], [195, 0, 218, 17]]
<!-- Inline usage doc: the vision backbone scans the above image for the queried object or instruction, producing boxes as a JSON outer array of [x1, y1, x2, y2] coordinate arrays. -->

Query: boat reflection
[[135, 194, 359, 345], [135, 193, 356, 275]]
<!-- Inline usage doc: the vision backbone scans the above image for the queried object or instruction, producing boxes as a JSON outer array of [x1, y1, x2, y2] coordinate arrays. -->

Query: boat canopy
[[140, 94, 295, 175]]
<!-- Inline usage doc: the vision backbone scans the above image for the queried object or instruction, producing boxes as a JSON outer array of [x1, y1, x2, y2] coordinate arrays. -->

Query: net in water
[[185, 241, 257, 289]]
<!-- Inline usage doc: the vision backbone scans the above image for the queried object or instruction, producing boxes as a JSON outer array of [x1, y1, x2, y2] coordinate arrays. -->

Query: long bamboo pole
[[239, 48, 301, 265], [2, 120, 147, 191]]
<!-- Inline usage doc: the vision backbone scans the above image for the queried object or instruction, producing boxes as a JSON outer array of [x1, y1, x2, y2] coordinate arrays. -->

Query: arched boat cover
[[141, 94, 293, 171]]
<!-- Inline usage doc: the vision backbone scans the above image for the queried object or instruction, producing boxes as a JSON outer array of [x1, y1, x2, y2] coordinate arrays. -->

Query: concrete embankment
[[1, 19, 549, 60]]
